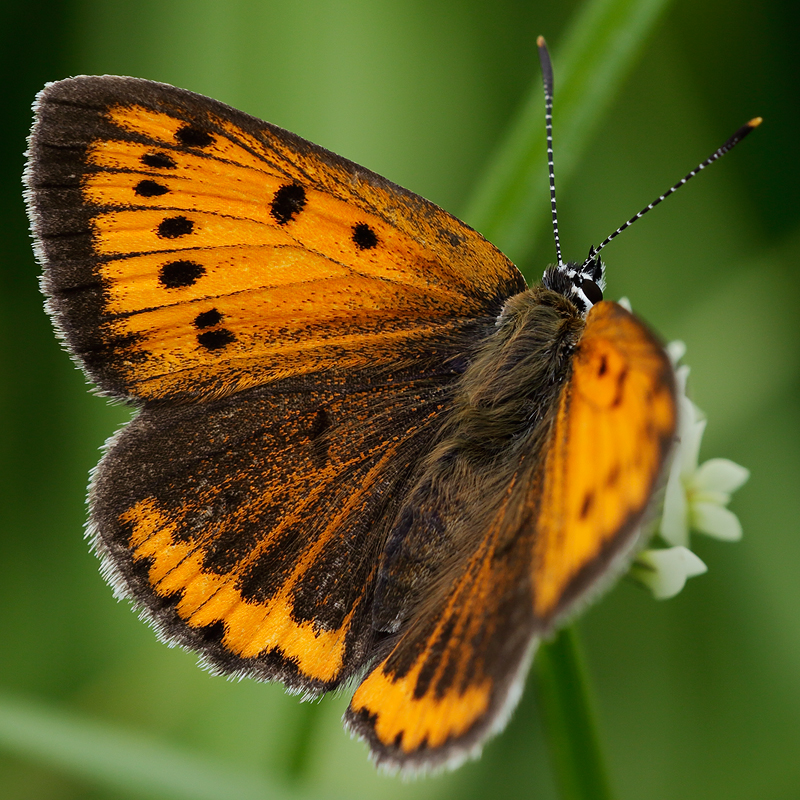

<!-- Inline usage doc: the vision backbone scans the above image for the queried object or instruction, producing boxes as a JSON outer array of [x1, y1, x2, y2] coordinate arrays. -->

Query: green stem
[[535, 626, 614, 800], [284, 700, 321, 782]]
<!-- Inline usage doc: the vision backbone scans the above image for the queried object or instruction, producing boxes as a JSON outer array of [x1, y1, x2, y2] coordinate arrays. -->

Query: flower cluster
[[629, 339, 749, 600]]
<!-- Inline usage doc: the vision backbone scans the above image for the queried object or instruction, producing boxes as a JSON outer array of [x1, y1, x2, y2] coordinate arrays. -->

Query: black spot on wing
[[159, 260, 205, 288], [157, 215, 194, 238], [142, 152, 177, 169], [612, 368, 628, 408], [440, 228, 463, 248], [352, 222, 378, 250], [198, 329, 235, 351], [194, 308, 223, 329], [580, 492, 594, 520], [175, 125, 214, 147], [135, 179, 169, 197], [271, 183, 306, 225]]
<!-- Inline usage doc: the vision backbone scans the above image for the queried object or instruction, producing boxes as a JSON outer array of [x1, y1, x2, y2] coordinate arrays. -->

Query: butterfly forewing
[[26, 76, 524, 402], [531, 302, 677, 619]]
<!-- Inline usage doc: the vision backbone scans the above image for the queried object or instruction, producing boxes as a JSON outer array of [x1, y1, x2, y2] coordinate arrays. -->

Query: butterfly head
[[542, 246, 606, 315]]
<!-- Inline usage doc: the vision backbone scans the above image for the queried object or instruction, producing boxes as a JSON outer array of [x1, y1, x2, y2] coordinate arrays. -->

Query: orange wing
[[348, 479, 538, 772], [24, 76, 525, 691], [26, 76, 524, 402], [530, 301, 677, 620], [91, 369, 455, 692], [346, 296, 676, 771], [27, 76, 678, 771]]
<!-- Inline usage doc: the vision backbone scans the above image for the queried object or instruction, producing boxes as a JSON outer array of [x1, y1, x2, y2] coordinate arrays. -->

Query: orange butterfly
[[24, 38, 757, 772]]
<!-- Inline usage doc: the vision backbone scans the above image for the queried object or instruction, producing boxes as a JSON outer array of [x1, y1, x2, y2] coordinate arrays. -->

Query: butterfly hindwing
[[346, 297, 676, 771], [348, 468, 543, 771], [25, 76, 524, 402], [91, 366, 470, 692]]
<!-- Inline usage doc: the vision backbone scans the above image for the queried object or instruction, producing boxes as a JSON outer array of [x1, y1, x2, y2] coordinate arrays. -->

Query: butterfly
[[23, 37, 757, 773]]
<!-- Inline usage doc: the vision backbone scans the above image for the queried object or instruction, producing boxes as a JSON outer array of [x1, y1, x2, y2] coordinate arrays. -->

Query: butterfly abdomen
[[373, 288, 584, 633]]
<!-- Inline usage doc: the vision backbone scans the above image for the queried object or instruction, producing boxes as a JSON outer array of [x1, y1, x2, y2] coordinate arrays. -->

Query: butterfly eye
[[580, 278, 603, 305]]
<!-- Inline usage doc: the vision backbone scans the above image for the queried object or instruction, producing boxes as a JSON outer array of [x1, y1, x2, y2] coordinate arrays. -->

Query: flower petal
[[630, 546, 708, 600], [660, 452, 689, 547], [693, 458, 750, 494], [680, 410, 706, 478], [691, 502, 743, 541], [692, 489, 731, 506], [666, 340, 686, 365], [674, 363, 691, 399]]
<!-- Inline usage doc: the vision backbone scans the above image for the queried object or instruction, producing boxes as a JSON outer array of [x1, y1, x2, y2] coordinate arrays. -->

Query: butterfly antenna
[[537, 36, 563, 267], [583, 116, 762, 269]]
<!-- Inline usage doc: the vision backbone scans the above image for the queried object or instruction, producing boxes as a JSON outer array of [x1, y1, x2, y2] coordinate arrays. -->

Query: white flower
[[627, 338, 749, 600], [658, 346, 750, 547], [629, 546, 708, 600]]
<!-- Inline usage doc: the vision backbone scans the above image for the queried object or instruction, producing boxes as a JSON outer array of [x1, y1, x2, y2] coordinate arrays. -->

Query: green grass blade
[[0, 692, 327, 800], [283, 700, 322, 783], [536, 627, 614, 800], [463, 0, 675, 265]]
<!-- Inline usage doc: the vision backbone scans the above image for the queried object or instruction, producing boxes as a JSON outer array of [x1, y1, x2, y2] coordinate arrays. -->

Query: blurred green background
[[1, 1, 798, 798]]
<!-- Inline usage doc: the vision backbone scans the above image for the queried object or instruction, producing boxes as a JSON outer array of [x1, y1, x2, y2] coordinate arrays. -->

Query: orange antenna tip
[[748, 117, 763, 128], [537, 35, 546, 48]]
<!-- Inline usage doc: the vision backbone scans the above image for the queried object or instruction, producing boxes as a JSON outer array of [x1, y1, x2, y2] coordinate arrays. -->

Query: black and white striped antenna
[[536, 35, 761, 274], [537, 36, 562, 267], [582, 116, 762, 270]]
